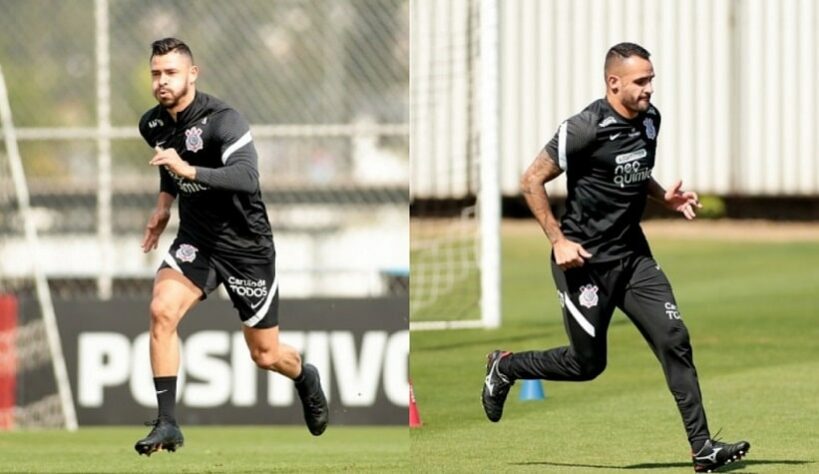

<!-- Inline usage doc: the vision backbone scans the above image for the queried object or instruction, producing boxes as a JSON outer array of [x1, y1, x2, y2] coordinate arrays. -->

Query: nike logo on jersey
[[609, 133, 622, 140], [250, 299, 265, 310], [156, 389, 168, 395]]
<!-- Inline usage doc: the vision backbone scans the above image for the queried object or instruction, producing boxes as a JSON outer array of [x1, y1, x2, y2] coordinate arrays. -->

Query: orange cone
[[409, 380, 422, 428]]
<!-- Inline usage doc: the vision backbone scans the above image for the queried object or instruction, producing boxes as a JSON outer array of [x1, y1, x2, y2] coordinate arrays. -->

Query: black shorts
[[159, 238, 279, 328]]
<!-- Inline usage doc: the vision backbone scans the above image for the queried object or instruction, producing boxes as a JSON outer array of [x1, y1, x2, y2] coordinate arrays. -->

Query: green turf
[[410, 224, 819, 472], [0, 426, 408, 473]]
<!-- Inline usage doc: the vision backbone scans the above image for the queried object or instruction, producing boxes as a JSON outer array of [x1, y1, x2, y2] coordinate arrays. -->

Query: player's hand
[[150, 148, 196, 180], [553, 238, 593, 270], [664, 179, 701, 220], [141, 207, 171, 253]]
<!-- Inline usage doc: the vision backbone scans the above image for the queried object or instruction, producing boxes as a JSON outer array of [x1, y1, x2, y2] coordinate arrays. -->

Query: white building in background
[[411, 0, 819, 199]]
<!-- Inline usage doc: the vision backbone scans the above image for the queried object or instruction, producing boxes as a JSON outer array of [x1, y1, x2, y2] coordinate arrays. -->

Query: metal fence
[[0, 0, 409, 299]]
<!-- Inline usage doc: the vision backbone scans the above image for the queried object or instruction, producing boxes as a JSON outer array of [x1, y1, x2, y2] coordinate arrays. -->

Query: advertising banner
[[53, 297, 408, 425]]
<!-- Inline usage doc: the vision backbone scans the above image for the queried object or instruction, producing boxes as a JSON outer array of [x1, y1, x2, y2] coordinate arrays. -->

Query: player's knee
[[577, 357, 606, 380], [660, 327, 692, 355], [250, 347, 281, 370], [149, 298, 181, 332]]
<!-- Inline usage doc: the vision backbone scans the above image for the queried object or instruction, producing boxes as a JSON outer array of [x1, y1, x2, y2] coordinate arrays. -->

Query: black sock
[[154, 376, 177, 421], [498, 354, 512, 378], [691, 438, 708, 453], [293, 365, 306, 385]]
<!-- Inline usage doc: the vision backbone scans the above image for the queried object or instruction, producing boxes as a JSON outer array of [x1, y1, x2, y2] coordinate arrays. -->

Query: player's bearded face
[[155, 77, 188, 108], [623, 81, 652, 113], [150, 52, 198, 110], [610, 57, 655, 115]]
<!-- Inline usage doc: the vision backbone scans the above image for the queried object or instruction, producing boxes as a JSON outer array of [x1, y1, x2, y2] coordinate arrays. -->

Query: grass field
[[410, 221, 819, 473], [0, 426, 407, 473]]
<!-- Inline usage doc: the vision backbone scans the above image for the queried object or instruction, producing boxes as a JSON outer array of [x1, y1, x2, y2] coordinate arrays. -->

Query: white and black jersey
[[139, 91, 273, 260], [545, 98, 661, 262]]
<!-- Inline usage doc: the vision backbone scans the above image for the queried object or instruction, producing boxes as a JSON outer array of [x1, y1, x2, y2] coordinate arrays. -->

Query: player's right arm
[[141, 191, 175, 253], [138, 111, 178, 253], [520, 150, 592, 269], [523, 113, 596, 269]]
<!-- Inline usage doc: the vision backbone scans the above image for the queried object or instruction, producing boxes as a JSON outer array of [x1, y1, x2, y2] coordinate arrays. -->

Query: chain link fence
[[0, 0, 409, 299]]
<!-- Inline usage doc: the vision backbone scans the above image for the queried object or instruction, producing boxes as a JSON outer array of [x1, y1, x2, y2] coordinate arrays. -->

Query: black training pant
[[503, 253, 710, 445]]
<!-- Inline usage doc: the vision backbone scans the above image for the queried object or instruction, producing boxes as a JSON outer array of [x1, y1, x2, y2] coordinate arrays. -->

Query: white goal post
[[409, 0, 501, 330], [478, 0, 501, 329]]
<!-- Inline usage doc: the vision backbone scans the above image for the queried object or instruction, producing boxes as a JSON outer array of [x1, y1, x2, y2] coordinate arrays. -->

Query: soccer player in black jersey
[[134, 38, 328, 455], [481, 43, 749, 472]]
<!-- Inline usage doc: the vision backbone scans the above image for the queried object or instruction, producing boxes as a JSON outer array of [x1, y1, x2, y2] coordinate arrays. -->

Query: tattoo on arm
[[520, 150, 565, 244]]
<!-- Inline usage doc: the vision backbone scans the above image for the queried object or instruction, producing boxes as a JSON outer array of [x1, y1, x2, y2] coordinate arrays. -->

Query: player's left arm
[[193, 109, 259, 193], [647, 177, 702, 220]]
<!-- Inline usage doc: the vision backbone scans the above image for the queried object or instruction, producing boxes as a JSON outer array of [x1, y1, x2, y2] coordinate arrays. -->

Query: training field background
[[410, 220, 819, 473], [0, 426, 408, 473]]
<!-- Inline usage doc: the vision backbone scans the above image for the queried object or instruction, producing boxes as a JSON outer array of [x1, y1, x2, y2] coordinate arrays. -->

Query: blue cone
[[519, 379, 546, 401]]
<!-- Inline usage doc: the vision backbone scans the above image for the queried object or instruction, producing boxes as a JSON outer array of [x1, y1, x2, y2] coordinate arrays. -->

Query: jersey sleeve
[[138, 112, 151, 144], [649, 106, 662, 136], [139, 110, 178, 196], [159, 166, 178, 197], [543, 111, 597, 171], [194, 109, 260, 193]]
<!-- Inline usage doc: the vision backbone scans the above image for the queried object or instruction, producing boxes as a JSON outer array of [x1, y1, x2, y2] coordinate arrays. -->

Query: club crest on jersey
[[643, 117, 656, 140], [175, 243, 198, 263], [185, 126, 204, 153], [579, 284, 599, 308]]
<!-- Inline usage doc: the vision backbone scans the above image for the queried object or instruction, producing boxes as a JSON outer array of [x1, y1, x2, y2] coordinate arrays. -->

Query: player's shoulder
[[203, 97, 250, 135], [197, 92, 240, 118], [565, 99, 609, 131], [138, 105, 165, 139], [197, 91, 229, 112], [646, 104, 661, 119], [555, 100, 606, 144], [581, 98, 625, 128]]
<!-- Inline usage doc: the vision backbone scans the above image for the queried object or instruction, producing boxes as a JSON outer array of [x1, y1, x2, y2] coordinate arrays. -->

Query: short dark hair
[[605, 42, 650, 73], [150, 37, 194, 62]]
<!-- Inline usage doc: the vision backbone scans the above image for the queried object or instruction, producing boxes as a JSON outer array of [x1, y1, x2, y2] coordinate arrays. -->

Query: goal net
[[0, 65, 77, 430], [410, 0, 500, 330]]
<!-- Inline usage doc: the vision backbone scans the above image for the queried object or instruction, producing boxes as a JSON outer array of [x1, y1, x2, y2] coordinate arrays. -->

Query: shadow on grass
[[511, 459, 813, 471], [413, 329, 556, 352], [413, 315, 632, 353]]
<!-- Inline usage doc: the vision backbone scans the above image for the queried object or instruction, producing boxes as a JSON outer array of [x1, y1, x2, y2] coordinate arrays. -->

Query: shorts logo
[[185, 126, 204, 153], [228, 276, 268, 299], [665, 302, 681, 320], [579, 284, 599, 309], [557, 291, 565, 308], [643, 117, 656, 140], [175, 244, 198, 263]]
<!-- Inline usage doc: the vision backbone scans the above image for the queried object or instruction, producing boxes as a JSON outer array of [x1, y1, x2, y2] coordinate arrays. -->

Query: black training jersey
[[544, 98, 661, 263], [139, 91, 273, 259]]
